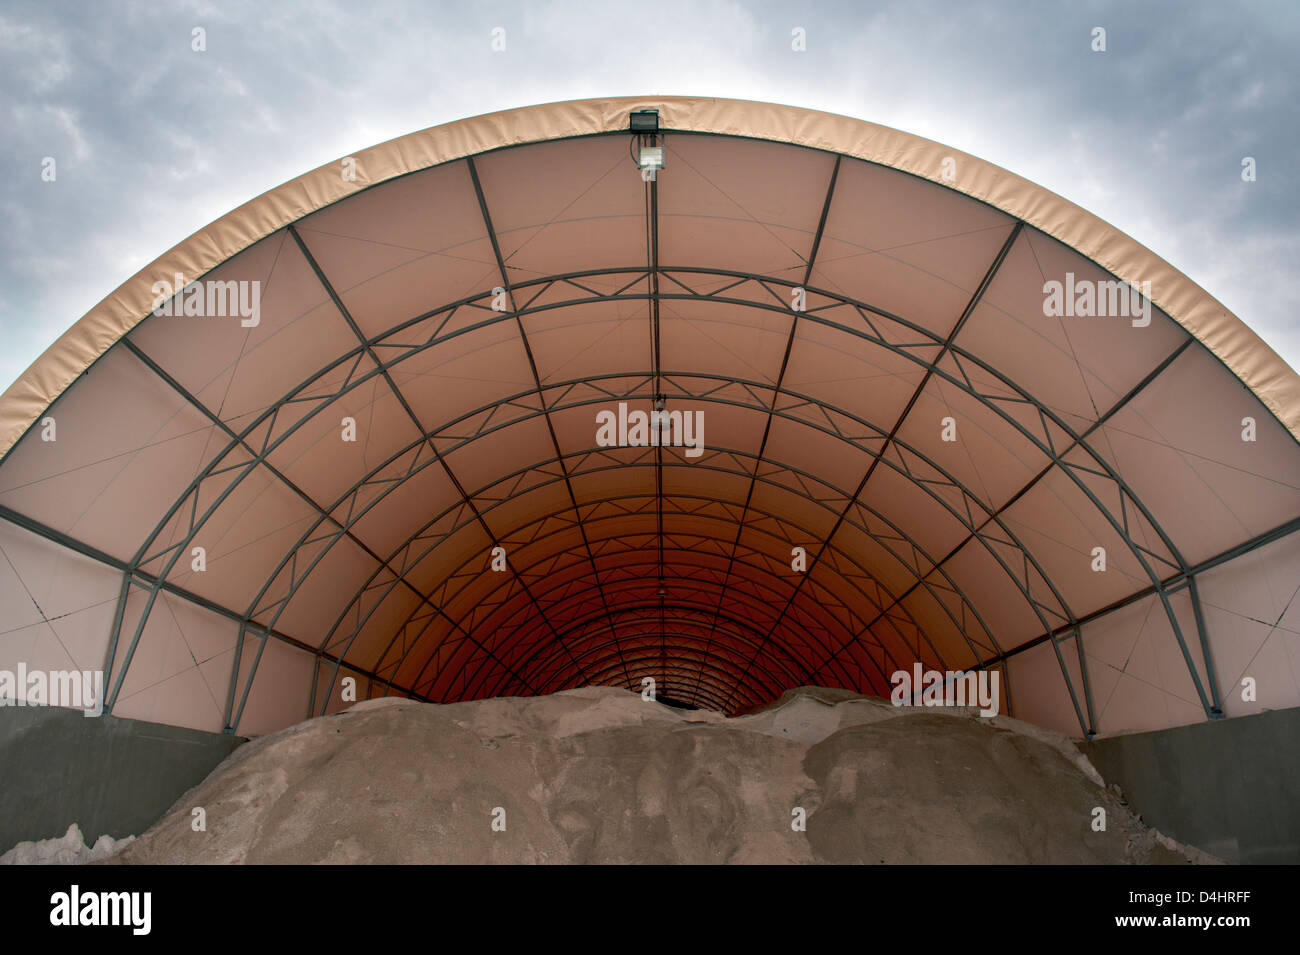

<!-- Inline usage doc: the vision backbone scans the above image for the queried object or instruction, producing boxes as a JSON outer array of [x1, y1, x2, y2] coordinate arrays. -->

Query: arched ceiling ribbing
[[1, 97, 1298, 739]]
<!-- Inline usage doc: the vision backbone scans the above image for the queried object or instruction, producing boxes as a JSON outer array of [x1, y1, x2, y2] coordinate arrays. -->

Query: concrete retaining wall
[[1083, 706, 1300, 864], [0, 705, 243, 853]]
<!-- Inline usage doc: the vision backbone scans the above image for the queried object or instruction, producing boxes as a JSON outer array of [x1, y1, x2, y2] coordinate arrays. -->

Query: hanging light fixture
[[654, 394, 673, 444], [630, 109, 665, 171]]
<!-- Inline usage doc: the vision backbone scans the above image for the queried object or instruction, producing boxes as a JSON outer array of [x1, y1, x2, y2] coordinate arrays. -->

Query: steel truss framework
[[9, 136, 1291, 737]]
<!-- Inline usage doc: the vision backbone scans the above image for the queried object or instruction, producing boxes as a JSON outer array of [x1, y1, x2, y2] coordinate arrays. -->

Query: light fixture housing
[[638, 143, 665, 170], [630, 109, 665, 171], [629, 109, 659, 132]]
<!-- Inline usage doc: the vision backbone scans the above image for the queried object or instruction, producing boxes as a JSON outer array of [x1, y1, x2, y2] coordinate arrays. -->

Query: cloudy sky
[[1, 0, 1296, 391]]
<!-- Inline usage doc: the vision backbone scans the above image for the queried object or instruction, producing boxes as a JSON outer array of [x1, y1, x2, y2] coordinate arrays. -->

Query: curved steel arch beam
[[529, 625, 792, 708], [257, 386, 1004, 707], [446, 520, 910, 701], [502, 601, 879, 707], [319, 347, 1121, 713], [108, 263, 1201, 732], [456, 568, 864, 703], [513, 605, 805, 704], [246, 397, 1069, 728], [291, 349, 1080, 706], [369, 543, 866, 716], [323, 461, 981, 717], [357, 595, 800, 714]]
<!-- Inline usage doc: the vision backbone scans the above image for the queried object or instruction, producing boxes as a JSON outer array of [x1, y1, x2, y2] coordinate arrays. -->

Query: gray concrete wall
[[1083, 706, 1300, 864], [0, 705, 243, 852]]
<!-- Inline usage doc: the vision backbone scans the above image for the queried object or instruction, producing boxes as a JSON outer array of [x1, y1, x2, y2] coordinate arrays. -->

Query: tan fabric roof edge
[[3, 95, 1297, 462]]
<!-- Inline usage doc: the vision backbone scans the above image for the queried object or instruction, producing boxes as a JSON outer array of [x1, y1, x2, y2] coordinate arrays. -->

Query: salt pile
[[1, 823, 134, 865], [104, 686, 1216, 864]]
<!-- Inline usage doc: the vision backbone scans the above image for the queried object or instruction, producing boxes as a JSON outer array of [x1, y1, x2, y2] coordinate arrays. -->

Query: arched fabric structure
[[2, 97, 1298, 739]]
